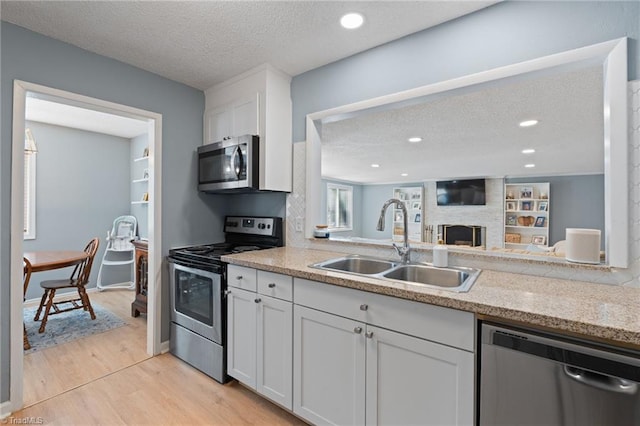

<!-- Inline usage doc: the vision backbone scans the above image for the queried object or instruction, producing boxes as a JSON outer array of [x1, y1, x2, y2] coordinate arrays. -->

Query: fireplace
[[439, 224, 484, 247]]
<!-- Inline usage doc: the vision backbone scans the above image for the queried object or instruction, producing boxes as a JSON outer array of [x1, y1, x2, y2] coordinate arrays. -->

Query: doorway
[[10, 80, 163, 411]]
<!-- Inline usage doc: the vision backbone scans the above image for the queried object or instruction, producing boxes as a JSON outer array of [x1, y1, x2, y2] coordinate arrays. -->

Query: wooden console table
[[131, 240, 148, 317]]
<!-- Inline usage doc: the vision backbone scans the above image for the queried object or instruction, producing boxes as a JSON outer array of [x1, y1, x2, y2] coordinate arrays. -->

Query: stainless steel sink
[[312, 256, 398, 275], [310, 255, 480, 292]]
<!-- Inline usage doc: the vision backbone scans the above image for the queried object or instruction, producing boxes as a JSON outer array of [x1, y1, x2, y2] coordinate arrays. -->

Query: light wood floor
[[19, 290, 304, 425], [23, 289, 149, 407]]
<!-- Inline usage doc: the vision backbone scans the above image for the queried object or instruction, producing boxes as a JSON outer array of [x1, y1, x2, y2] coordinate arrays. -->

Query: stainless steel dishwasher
[[480, 323, 640, 425]]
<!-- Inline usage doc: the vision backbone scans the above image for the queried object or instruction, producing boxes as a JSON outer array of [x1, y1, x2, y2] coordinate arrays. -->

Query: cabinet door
[[227, 287, 257, 388], [204, 106, 232, 144], [365, 325, 474, 426], [231, 93, 259, 137], [293, 305, 366, 425], [257, 295, 292, 409]]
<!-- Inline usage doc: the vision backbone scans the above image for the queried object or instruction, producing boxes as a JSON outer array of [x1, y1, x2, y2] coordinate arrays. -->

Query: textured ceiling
[[321, 66, 604, 184], [1, 1, 496, 90]]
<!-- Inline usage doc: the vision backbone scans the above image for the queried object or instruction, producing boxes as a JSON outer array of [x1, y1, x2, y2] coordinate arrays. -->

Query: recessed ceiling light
[[524, 164, 536, 168], [401, 173, 408, 177], [371, 163, 380, 168], [519, 120, 539, 127], [522, 149, 536, 154], [408, 137, 422, 143], [340, 13, 364, 29]]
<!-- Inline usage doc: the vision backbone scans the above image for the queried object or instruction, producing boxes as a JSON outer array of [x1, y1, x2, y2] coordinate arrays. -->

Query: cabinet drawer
[[294, 278, 474, 352], [227, 265, 257, 291], [257, 271, 293, 301]]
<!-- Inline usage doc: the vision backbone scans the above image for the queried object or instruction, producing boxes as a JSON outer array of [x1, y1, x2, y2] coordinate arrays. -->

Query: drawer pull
[[354, 327, 363, 334], [224, 289, 231, 296], [365, 331, 374, 339], [268, 283, 276, 288], [236, 275, 243, 280], [360, 304, 368, 311], [254, 298, 262, 303]]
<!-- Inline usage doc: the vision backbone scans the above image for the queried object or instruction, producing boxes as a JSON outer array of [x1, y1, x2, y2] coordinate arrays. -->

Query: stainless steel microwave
[[197, 135, 259, 192]]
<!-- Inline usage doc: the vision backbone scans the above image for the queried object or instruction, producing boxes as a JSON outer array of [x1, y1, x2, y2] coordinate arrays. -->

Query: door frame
[[9, 80, 163, 411]]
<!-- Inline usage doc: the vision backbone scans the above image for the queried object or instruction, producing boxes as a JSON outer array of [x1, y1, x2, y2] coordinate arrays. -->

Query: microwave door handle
[[229, 146, 240, 178], [234, 146, 245, 179]]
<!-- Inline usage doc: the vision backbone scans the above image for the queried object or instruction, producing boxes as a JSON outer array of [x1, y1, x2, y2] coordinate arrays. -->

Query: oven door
[[197, 135, 258, 192], [169, 261, 222, 344]]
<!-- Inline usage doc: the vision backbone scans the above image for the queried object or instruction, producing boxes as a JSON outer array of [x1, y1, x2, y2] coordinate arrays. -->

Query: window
[[24, 131, 37, 240], [326, 183, 353, 231]]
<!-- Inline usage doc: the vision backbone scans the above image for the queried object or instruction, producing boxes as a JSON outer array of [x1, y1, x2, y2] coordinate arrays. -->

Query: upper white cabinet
[[204, 94, 259, 144], [204, 64, 292, 192]]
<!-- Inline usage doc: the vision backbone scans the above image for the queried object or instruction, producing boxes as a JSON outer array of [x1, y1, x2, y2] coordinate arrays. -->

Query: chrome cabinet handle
[[354, 327, 363, 334], [236, 275, 243, 280], [254, 298, 262, 303], [268, 283, 276, 288], [365, 331, 374, 339], [360, 304, 368, 311]]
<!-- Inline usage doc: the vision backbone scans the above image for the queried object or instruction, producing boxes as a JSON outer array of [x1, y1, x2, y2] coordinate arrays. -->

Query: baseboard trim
[[1, 400, 13, 419], [160, 340, 170, 354]]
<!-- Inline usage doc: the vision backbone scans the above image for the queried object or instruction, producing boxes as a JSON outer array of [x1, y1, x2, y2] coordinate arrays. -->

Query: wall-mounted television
[[436, 179, 486, 206]]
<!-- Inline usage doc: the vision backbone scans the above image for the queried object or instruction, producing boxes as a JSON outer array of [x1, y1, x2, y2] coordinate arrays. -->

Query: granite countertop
[[221, 247, 640, 350]]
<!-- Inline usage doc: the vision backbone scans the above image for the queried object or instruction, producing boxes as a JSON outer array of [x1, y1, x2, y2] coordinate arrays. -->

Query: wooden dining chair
[[23, 257, 33, 350], [34, 238, 100, 333]]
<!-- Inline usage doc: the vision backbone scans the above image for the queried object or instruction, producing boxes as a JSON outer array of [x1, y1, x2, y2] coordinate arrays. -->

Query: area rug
[[23, 303, 126, 354]]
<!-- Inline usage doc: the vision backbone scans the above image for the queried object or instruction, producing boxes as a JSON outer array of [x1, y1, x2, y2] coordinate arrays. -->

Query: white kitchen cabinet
[[226, 286, 257, 387], [226, 267, 293, 409], [365, 325, 474, 426], [293, 305, 366, 425], [293, 278, 475, 425], [204, 64, 292, 192], [204, 93, 259, 144]]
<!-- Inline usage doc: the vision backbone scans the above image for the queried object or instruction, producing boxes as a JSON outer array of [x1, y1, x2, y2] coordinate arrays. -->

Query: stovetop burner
[[168, 216, 283, 268]]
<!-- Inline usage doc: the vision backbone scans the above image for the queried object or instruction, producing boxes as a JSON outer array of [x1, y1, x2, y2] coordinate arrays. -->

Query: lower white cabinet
[[293, 305, 366, 425], [227, 276, 293, 409], [226, 269, 475, 425], [366, 325, 474, 426], [293, 305, 474, 426]]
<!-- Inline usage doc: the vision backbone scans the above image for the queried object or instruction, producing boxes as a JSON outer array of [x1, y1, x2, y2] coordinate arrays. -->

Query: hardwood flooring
[[23, 289, 149, 407], [19, 290, 305, 425]]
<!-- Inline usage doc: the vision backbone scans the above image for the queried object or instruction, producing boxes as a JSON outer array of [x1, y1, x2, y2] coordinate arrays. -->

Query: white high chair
[[96, 215, 137, 290]]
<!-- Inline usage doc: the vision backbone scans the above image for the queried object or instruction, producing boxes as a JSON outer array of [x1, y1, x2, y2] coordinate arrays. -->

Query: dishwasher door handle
[[563, 366, 638, 395]]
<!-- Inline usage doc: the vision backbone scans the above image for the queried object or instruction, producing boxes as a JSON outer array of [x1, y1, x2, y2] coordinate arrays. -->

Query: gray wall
[[360, 183, 418, 239], [507, 175, 605, 248], [22, 122, 132, 299], [1, 22, 212, 402], [291, 1, 639, 143]]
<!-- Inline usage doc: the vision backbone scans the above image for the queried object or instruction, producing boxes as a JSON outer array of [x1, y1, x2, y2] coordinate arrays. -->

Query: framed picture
[[394, 211, 404, 222], [521, 200, 533, 211], [414, 213, 421, 223], [538, 201, 548, 211], [143, 168, 149, 179], [143, 147, 150, 157], [411, 192, 420, 200], [520, 186, 533, 199], [506, 213, 517, 226], [534, 216, 546, 227], [141, 192, 149, 202], [411, 201, 421, 210], [532, 235, 547, 245], [506, 201, 516, 211]]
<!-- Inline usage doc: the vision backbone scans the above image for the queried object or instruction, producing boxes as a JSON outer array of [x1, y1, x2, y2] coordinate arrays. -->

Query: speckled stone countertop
[[222, 247, 640, 349]]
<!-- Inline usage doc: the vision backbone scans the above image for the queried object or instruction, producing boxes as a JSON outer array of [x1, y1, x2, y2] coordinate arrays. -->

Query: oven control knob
[[254, 298, 262, 303]]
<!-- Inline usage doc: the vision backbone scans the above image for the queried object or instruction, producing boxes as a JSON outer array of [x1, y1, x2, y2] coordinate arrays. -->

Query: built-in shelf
[[132, 178, 149, 183], [504, 182, 550, 247], [133, 156, 149, 162], [131, 201, 149, 205]]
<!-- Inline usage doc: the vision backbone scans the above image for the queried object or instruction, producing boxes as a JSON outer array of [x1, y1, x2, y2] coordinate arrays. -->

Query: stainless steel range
[[167, 216, 283, 383]]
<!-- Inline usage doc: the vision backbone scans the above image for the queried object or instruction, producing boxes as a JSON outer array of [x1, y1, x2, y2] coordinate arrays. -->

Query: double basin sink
[[310, 255, 480, 293]]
